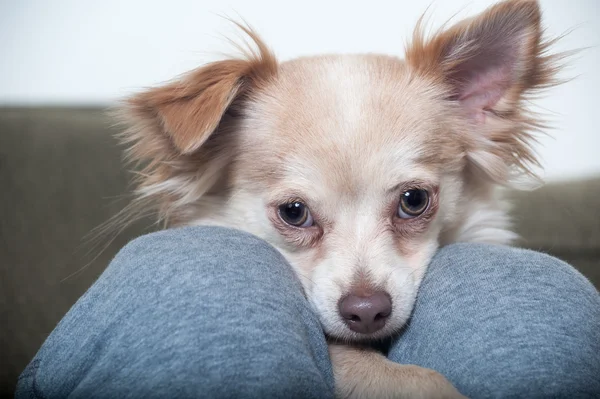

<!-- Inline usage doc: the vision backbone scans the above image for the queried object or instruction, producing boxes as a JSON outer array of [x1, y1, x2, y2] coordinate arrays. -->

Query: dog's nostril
[[338, 291, 392, 334], [374, 312, 387, 321]]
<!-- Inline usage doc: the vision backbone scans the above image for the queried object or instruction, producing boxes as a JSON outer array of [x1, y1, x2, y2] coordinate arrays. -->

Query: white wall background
[[1, 0, 598, 181]]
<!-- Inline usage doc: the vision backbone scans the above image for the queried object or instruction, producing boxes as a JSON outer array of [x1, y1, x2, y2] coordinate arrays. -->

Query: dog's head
[[117, 0, 563, 341]]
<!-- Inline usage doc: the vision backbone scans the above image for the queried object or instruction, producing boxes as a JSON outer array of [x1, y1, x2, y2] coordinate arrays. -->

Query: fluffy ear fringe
[[115, 20, 276, 218], [405, 0, 576, 188], [86, 22, 277, 258]]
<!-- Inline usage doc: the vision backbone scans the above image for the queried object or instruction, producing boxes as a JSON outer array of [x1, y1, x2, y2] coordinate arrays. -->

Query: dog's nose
[[338, 291, 392, 334]]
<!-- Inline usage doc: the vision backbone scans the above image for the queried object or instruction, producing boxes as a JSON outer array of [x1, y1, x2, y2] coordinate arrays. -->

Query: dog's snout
[[339, 291, 392, 334]]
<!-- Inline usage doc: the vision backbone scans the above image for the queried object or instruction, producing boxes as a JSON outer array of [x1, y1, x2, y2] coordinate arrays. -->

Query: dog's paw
[[337, 363, 466, 399], [375, 364, 467, 399], [329, 343, 467, 399]]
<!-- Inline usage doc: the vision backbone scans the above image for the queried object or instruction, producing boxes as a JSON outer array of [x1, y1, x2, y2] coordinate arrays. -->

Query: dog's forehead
[[246, 54, 457, 193], [269, 54, 422, 136]]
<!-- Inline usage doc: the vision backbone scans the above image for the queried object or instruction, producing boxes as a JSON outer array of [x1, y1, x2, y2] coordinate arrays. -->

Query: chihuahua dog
[[113, 0, 567, 397]]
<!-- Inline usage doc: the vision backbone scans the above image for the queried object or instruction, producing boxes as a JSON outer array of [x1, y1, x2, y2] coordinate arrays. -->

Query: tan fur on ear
[[405, 0, 562, 97], [406, 0, 569, 184], [108, 22, 277, 229], [129, 60, 245, 154], [125, 22, 277, 155]]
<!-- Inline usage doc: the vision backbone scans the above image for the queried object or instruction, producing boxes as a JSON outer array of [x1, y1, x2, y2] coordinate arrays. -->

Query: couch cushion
[[509, 177, 600, 286], [0, 108, 151, 396], [510, 178, 600, 251]]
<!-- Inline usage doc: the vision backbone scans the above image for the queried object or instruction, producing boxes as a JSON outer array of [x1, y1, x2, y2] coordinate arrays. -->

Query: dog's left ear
[[406, 0, 562, 182]]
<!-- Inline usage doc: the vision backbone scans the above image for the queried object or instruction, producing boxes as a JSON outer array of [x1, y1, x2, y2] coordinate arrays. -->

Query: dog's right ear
[[110, 24, 277, 228], [121, 25, 277, 156]]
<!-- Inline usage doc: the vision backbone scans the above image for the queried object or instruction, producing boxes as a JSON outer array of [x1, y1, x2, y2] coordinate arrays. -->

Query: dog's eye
[[278, 202, 314, 227], [398, 189, 430, 219]]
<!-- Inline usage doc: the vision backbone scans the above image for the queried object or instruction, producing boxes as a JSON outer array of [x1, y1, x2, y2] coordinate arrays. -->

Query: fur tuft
[[406, 0, 572, 187], [109, 22, 277, 228]]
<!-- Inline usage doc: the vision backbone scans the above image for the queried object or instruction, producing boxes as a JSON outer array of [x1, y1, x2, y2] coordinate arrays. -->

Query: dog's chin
[[324, 315, 411, 344]]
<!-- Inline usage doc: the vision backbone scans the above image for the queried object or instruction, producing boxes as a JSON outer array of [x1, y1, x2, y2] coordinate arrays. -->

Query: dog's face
[[227, 56, 466, 340], [119, 0, 561, 341]]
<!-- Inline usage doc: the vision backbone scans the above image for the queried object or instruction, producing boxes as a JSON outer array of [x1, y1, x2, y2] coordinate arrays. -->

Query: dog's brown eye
[[279, 202, 314, 227], [398, 189, 429, 219]]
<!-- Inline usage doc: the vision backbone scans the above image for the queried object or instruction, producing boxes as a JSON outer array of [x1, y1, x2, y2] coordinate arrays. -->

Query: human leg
[[16, 226, 334, 399], [388, 243, 600, 398]]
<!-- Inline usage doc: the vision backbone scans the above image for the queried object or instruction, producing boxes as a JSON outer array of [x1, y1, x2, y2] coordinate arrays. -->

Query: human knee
[[116, 225, 279, 261], [425, 243, 600, 397], [112, 226, 292, 277], [431, 243, 596, 295]]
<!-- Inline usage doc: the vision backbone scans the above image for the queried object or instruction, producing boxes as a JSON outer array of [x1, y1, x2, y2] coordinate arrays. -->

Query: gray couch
[[1, 107, 599, 397]]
